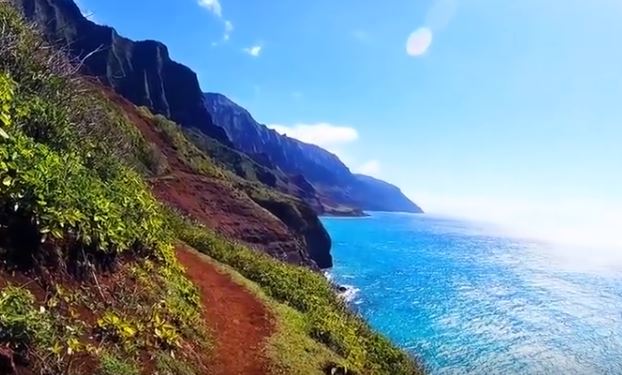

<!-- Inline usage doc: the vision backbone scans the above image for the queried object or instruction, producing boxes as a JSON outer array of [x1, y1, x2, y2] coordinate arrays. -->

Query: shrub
[[0, 5, 208, 373], [0, 286, 53, 349], [173, 218, 421, 374]]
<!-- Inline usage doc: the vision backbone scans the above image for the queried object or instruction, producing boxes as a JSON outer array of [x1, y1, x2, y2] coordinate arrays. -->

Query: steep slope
[[103, 90, 332, 268], [353, 174, 423, 212], [13, 0, 333, 268], [0, 6, 211, 372], [204, 93, 424, 214], [16, 0, 230, 146]]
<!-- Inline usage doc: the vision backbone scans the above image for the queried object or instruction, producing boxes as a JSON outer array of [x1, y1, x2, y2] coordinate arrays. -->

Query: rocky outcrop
[[204, 93, 423, 214], [15, 0, 231, 145]]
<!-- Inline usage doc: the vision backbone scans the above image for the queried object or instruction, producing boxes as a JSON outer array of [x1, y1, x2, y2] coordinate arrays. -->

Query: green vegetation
[[0, 3, 420, 374], [184, 126, 283, 188], [174, 219, 421, 375], [98, 353, 140, 375], [186, 249, 349, 375], [0, 287, 55, 353], [147, 111, 226, 179], [0, 4, 208, 373]]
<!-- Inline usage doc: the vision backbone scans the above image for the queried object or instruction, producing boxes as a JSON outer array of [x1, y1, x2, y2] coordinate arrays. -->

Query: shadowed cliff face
[[204, 93, 424, 214], [16, 0, 231, 146]]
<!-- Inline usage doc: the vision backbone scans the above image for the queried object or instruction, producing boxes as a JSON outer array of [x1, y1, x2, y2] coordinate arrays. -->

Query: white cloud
[[269, 123, 386, 179], [223, 20, 234, 41], [406, 27, 433, 57], [198, 0, 222, 17], [197, 0, 232, 43], [268, 123, 359, 149], [355, 160, 381, 177], [243, 45, 263, 57]]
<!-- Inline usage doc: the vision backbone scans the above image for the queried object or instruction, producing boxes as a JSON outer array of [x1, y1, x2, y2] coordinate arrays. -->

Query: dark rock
[[15, 0, 231, 146], [0, 346, 16, 374], [250, 193, 332, 268]]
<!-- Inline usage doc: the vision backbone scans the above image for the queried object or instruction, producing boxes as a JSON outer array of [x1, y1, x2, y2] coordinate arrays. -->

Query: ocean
[[322, 212, 622, 375]]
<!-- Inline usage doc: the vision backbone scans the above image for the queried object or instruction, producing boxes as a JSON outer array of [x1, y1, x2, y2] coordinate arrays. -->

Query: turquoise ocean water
[[322, 212, 622, 375]]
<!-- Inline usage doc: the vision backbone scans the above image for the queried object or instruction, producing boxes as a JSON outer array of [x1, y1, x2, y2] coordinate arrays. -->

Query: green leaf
[[2, 176, 11, 186], [0, 127, 8, 139], [122, 325, 137, 337]]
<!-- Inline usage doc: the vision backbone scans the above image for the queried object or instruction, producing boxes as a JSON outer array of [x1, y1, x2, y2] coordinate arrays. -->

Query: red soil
[[102, 88, 306, 262], [176, 246, 274, 375]]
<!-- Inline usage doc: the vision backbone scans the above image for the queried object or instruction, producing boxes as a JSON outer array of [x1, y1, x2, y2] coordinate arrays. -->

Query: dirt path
[[176, 246, 274, 375]]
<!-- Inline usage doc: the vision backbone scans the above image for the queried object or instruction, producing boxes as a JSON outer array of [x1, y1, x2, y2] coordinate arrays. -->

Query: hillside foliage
[[173, 216, 422, 375], [0, 5, 208, 373]]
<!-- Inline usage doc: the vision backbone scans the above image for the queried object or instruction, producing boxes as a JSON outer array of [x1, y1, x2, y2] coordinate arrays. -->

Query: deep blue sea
[[322, 212, 622, 375]]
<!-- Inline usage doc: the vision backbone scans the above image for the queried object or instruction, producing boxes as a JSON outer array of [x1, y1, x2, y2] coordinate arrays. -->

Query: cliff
[[17, 0, 231, 146], [13, 0, 333, 268], [204, 93, 424, 214]]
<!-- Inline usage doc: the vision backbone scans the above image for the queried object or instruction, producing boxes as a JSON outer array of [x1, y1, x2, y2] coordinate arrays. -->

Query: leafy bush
[[96, 312, 138, 346], [0, 286, 53, 349], [0, 4, 208, 373]]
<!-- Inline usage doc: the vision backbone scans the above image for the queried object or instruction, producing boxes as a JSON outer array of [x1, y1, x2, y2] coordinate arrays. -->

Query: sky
[[78, 0, 622, 250]]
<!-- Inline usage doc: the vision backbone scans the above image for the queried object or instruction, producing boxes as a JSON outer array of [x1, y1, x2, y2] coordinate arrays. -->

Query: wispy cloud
[[268, 123, 358, 149], [198, 0, 222, 17], [223, 20, 234, 41], [198, 0, 233, 43], [269, 123, 385, 177], [355, 160, 381, 177], [243, 45, 263, 57]]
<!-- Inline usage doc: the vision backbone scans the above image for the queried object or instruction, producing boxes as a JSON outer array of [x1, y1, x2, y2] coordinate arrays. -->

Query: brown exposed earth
[[176, 245, 274, 375], [102, 88, 315, 266]]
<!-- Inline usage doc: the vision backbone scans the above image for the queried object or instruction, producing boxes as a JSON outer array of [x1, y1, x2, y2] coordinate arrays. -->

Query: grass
[[183, 247, 349, 375], [98, 352, 140, 375], [173, 218, 422, 375]]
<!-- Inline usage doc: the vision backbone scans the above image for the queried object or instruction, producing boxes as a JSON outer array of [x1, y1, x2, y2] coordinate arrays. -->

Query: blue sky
[[79, 0, 622, 249]]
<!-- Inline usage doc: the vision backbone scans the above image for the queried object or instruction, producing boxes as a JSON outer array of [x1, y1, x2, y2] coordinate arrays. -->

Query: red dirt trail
[[176, 246, 274, 375]]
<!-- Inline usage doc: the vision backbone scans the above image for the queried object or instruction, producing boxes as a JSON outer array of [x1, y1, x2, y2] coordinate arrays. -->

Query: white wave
[[323, 271, 333, 282], [338, 284, 361, 303]]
